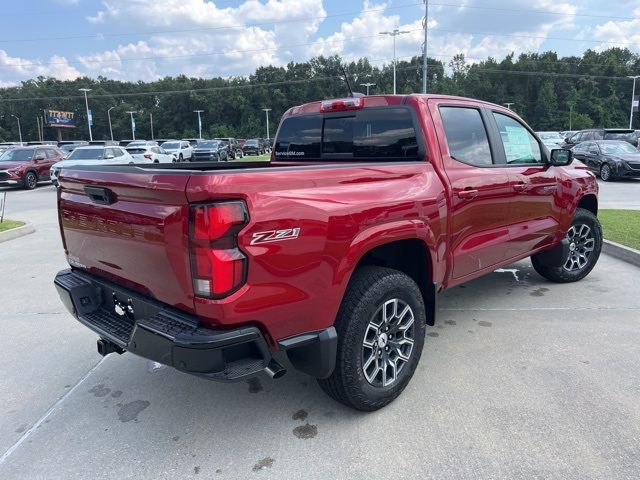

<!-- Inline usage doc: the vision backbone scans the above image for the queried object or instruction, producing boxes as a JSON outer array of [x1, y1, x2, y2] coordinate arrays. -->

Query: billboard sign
[[45, 110, 76, 128]]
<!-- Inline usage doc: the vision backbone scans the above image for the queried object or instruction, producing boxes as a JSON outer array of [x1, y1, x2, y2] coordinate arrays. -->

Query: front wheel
[[24, 171, 37, 190], [532, 207, 602, 283], [600, 164, 613, 181], [317, 267, 426, 411]]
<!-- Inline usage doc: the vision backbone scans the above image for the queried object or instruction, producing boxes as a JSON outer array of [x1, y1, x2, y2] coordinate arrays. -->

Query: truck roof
[[285, 94, 509, 117]]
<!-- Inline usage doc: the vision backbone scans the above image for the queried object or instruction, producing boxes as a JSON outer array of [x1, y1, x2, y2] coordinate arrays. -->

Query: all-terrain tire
[[317, 267, 427, 411], [532, 207, 602, 283]]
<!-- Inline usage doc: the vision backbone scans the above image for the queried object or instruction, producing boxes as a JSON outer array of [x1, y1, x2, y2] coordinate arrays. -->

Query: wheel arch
[[577, 193, 598, 216], [336, 223, 437, 326]]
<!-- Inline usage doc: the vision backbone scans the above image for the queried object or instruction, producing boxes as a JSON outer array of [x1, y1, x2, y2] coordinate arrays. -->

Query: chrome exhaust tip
[[264, 359, 287, 379]]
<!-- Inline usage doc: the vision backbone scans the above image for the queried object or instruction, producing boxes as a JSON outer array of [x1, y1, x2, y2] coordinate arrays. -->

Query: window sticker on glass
[[503, 126, 533, 161]]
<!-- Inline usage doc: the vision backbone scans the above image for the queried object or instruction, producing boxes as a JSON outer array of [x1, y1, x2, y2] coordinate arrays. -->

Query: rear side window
[[275, 115, 322, 159], [274, 108, 419, 161], [439, 107, 493, 166]]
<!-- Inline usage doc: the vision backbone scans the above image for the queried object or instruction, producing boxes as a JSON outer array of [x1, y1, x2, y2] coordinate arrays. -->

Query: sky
[[0, 0, 639, 86]]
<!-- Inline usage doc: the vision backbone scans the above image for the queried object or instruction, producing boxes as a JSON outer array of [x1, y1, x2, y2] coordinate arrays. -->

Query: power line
[[2, 29, 424, 68], [0, 2, 426, 44], [0, 0, 636, 45], [3, 23, 637, 71], [428, 2, 637, 21], [0, 61, 634, 104]]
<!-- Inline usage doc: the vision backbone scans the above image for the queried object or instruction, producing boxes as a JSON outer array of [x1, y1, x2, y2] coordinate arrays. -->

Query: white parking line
[[439, 306, 640, 311], [0, 357, 106, 466]]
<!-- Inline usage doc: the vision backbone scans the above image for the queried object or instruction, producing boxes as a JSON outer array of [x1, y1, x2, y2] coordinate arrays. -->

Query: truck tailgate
[[58, 168, 195, 313]]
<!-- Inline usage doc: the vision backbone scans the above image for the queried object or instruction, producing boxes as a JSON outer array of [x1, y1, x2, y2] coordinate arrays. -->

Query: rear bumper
[[54, 269, 338, 380], [54, 269, 272, 381]]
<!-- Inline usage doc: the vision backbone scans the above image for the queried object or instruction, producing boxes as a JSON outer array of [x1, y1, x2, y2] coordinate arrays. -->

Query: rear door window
[[439, 107, 493, 166], [274, 108, 419, 161]]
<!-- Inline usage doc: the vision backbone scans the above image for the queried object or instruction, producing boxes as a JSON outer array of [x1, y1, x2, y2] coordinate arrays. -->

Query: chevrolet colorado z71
[[54, 95, 601, 411]]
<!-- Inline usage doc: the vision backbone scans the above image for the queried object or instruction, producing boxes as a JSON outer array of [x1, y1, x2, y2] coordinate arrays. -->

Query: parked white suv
[[160, 140, 193, 162], [126, 145, 174, 163], [50, 145, 147, 186]]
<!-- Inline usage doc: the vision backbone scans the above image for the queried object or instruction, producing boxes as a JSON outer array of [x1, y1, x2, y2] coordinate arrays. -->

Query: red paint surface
[[57, 94, 598, 347]]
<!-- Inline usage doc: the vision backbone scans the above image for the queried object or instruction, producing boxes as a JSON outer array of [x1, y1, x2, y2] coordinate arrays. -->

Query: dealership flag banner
[[634, 96, 639, 113]]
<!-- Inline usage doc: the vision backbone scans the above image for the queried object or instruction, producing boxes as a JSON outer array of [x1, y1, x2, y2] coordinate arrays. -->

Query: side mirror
[[34, 155, 45, 161], [549, 148, 573, 167], [589, 150, 599, 155], [104, 153, 115, 160]]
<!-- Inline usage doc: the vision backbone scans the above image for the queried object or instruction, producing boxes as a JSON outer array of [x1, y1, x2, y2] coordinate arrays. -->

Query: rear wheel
[[24, 171, 37, 190], [178, 153, 183, 162], [532, 208, 602, 283], [317, 267, 426, 411]]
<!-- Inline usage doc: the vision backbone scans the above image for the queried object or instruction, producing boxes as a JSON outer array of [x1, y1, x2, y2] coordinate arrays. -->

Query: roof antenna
[[341, 65, 354, 97], [341, 66, 365, 98]]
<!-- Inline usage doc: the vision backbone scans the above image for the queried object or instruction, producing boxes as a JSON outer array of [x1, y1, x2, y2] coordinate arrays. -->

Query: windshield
[[539, 132, 563, 140], [197, 141, 219, 148], [246, 139, 259, 146], [162, 142, 179, 149], [0, 149, 34, 162], [67, 149, 103, 160], [600, 142, 639, 154], [126, 148, 147, 154]]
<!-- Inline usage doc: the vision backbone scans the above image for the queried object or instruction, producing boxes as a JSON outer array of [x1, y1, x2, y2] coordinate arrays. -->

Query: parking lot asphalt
[[597, 178, 640, 209], [1, 183, 639, 479]]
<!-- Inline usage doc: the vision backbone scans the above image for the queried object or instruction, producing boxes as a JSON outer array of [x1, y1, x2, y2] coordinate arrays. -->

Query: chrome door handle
[[457, 188, 479, 199]]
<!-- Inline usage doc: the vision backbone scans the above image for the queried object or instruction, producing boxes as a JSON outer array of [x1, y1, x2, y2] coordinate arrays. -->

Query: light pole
[[628, 76, 640, 129], [360, 83, 376, 95], [107, 107, 115, 141], [422, 0, 429, 93], [11, 115, 22, 144], [194, 110, 204, 139], [262, 108, 272, 140], [150, 113, 154, 140], [379, 29, 410, 94], [569, 105, 573, 131], [126, 111, 137, 140], [504, 102, 515, 110], [79, 88, 93, 141]]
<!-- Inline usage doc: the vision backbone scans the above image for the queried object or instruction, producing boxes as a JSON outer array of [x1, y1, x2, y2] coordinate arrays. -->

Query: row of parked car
[[536, 128, 640, 181], [0, 137, 273, 190]]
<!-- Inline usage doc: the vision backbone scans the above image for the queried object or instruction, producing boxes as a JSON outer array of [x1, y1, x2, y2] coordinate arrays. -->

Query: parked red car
[[54, 94, 601, 410], [0, 146, 64, 189]]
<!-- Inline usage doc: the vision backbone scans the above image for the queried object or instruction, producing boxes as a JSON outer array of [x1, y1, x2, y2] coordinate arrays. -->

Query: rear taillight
[[189, 201, 248, 298]]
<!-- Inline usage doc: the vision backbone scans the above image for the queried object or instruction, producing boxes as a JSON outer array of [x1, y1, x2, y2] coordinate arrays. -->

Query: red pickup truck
[[54, 94, 601, 411]]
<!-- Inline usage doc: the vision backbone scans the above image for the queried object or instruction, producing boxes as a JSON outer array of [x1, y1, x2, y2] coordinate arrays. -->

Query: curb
[[603, 239, 640, 268], [0, 223, 35, 243]]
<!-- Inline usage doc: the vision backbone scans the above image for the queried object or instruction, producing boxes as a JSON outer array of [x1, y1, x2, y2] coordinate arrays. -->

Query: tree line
[[0, 47, 638, 142]]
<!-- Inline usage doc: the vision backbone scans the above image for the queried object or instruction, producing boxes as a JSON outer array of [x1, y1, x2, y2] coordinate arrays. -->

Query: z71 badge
[[250, 228, 301, 245]]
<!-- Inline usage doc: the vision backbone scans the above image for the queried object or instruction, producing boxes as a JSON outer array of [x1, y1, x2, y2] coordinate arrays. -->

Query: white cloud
[[310, 0, 579, 70], [591, 8, 640, 52], [79, 0, 324, 79], [0, 0, 596, 84], [0, 50, 80, 85]]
